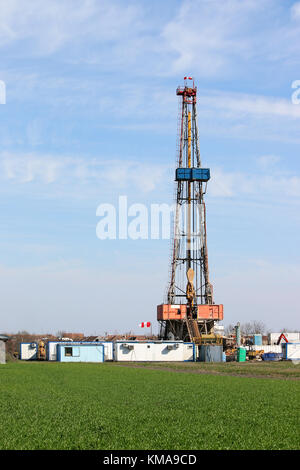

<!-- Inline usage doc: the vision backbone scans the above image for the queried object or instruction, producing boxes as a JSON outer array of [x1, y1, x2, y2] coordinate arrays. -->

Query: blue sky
[[0, 0, 299, 334]]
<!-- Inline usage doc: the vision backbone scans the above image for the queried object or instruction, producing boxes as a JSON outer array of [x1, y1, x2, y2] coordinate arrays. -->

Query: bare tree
[[224, 324, 234, 336], [240, 322, 252, 335], [251, 321, 266, 334], [240, 321, 266, 335], [56, 331, 66, 338]]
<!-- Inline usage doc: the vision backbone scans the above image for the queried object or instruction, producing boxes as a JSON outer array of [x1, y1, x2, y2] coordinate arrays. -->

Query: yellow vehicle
[[248, 350, 264, 360]]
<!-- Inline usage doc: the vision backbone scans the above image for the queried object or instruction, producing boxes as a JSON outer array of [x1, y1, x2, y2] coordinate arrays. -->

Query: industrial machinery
[[158, 78, 223, 342], [37, 340, 46, 360], [277, 333, 289, 345]]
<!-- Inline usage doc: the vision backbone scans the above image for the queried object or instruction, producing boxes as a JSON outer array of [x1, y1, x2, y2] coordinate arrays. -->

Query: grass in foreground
[[0, 362, 299, 450]]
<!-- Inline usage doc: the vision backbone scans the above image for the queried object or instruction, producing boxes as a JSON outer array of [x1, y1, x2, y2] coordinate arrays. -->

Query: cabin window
[[65, 347, 73, 356]]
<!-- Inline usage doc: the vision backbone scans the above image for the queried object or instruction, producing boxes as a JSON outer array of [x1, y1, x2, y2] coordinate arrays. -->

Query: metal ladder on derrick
[[185, 317, 202, 344]]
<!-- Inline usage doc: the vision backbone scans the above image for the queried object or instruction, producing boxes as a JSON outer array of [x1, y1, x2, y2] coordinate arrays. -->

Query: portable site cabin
[[268, 332, 300, 345], [282, 343, 300, 361], [56, 342, 104, 363], [20, 342, 37, 360], [47, 341, 113, 361], [47, 341, 61, 361], [0, 335, 9, 364], [114, 341, 195, 362]]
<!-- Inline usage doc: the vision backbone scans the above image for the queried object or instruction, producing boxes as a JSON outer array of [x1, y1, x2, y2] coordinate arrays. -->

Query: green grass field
[[0, 362, 299, 450]]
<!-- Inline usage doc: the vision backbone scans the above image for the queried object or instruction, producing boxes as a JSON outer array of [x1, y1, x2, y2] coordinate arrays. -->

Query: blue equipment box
[[176, 168, 210, 182]]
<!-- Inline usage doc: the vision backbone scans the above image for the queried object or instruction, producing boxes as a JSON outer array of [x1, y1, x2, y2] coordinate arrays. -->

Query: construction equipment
[[37, 340, 46, 360], [277, 333, 289, 345], [157, 78, 223, 342], [248, 350, 264, 360]]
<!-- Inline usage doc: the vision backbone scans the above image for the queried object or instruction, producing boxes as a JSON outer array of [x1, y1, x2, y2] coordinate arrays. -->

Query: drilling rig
[[157, 78, 223, 343]]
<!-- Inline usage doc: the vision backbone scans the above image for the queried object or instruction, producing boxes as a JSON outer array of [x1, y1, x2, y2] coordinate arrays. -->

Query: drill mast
[[157, 78, 223, 341]]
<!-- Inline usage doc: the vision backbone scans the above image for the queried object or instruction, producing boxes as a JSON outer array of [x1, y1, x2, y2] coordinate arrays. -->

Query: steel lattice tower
[[157, 78, 223, 342]]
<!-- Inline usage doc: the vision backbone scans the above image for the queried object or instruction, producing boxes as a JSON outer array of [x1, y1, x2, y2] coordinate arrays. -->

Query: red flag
[[139, 322, 151, 328]]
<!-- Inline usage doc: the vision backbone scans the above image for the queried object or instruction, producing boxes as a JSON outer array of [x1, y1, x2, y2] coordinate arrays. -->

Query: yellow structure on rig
[[37, 340, 46, 360]]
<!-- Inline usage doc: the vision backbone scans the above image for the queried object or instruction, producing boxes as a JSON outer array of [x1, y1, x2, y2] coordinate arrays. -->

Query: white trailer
[[20, 342, 37, 360], [0, 335, 9, 364], [114, 341, 195, 362], [183, 343, 195, 361], [268, 332, 300, 344], [47, 341, 61, 361], [100, 342, 114, 361], [282, 343, 300, 361]]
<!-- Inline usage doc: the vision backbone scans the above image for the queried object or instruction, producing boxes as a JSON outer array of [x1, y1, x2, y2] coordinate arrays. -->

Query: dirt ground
[[109, 360, 300, 380]]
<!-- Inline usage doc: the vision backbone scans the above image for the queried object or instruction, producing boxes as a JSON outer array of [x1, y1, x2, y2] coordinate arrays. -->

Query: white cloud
[[1, 0, 299, 77], [201, 90, 300, 119], [0, 0, 141, 54], [5, 69, 299, 144], [0, 151, 169, 193], [1, 152, 64, 183], [1, 151, 299, 203], [210, 164, 300, 200], [161, 0, 259, 76], [161, 0, 300, 77], [257, 155, 280, 170], [197, 89, 300, 143], [291, 2, 300, 20]]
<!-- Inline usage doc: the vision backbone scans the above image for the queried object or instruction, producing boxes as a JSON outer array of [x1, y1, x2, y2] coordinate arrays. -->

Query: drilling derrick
[[157, 78, 223, 342]]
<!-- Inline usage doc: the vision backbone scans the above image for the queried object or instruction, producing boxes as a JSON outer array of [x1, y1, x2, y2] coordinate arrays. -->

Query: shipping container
[[114, 341, 195, 362], [57, 342, 104, 363], [262, 352, 282, 361], [199, 345, 223, 362], [20, 342, 37, 360]]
